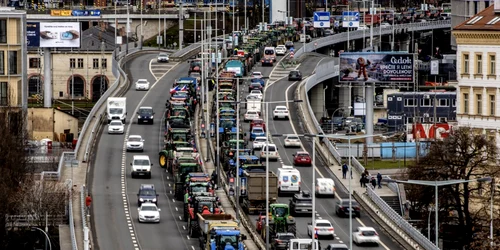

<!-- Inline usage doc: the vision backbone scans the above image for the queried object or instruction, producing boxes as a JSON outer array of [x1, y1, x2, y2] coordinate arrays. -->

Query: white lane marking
[[191, 246, 195, 250], [175, 207, 178, 211], [121, 59, 179, 249]]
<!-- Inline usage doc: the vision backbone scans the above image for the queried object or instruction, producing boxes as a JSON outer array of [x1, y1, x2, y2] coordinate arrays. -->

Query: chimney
[[495, 0, 500, 13]]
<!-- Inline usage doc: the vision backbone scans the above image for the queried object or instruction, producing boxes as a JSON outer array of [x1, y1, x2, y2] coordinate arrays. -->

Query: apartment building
[[451, 0, 493, 50], [0, 8, 27, 110], [453, 3, 500, 146]]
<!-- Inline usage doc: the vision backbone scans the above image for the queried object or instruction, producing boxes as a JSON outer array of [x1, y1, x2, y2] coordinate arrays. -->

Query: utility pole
[[414, 42, 420, 162], [179, 0, 184, 50]]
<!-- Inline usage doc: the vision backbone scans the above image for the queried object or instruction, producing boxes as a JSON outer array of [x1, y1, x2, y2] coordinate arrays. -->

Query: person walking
[[85, 194, 92, 215], [377, 172, 383, 189], [342, 163, 348, 179], [370, 177, 377, 189], [360, 172, 366, 187]]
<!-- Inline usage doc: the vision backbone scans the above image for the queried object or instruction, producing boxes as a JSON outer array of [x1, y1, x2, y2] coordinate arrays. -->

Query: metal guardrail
[[80, 185, 87, 230], [170, 35, 224, 60], [366, 185, 438, 250], [295, 20, 451, 58], [67, 179, 78, 250], [303, 59, 439, 250]]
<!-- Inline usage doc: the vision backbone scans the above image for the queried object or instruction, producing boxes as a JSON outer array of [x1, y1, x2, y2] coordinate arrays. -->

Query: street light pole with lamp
[[32, 227, 52, 250], [384, 177, 493, 247]]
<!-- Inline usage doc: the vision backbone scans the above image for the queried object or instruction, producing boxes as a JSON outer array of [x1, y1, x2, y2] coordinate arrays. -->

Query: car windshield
[[141, 205, 157, 211], [276, 107, 287, 111], [361, 230, 377, 236], [218, 236, 237, 249], [341, 201, 359, 206], [247, 95, 259, 100], [110, 121, 122, 126], [247, 111, 257, 115], [264, 49, 274, 55], [252, 128, 264, 133], [190, 61, 201, 67], [173, 92, 188, 98], [274, 207, 286, 217], [139, 109, 153, 115], [220, 120, 235, 129], [297, 199, 312, 204], [287, 136, 299, 140], [251, 83, 261, 87], [255, 138, 266, 142], [139, 190, 156, 196], [109, 108, 123, 114], [134, 159, 150, 166], [333, 117, 343, 123], [198, 201, 214, 212], [191, 185, 208, 193], [316, 223, 331, 227], [128, 137, 142, 142], [264, 146, 276, 151], [277, 234, 295, 240], [251, 90, 261, 94], [297, 153, 309, 158], [159, 53, 168, 57], [318, 181, 331, 186]]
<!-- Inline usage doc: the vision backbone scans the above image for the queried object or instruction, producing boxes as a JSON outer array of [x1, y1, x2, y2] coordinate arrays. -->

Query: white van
[[288, 239, 320, 250], [277, 165, 301, 196], [259, 143, 279, 160]]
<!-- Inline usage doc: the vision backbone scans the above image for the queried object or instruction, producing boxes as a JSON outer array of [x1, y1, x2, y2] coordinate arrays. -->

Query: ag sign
[[313, 11, 330, 28], [342, 11, 360, 28], [339, 52, 414, 83]]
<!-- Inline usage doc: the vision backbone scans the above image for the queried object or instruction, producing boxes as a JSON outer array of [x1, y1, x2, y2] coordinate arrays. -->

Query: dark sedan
[[285, 41, 294, 49], [335, 199, 361, 218], [248, 82, 263, 92], [288, 70, 302, 81], [261, 57, 274, 66]]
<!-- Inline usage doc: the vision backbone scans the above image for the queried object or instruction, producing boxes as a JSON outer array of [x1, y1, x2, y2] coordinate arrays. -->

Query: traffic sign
[[342, 11, 360, 28], [313, 11, 331, 28]]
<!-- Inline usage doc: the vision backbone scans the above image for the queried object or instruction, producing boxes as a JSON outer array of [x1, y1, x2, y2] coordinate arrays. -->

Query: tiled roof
[[454, 5, 500, 31]]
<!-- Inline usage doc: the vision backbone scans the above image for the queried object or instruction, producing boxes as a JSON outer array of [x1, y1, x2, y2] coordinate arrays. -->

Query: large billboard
[[27, 22, 81, 48], [339, 52, 414, 83]]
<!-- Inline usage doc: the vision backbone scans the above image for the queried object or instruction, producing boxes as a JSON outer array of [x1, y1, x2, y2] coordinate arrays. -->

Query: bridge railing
[[295, 20, 451, 58], [303, 59, 439, 250]]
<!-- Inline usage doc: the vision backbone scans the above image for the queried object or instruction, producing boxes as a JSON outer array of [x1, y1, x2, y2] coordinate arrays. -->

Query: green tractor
[[159, 140, 196, 172], [183, 178, 214, 221], [262, 204, 296, 240], [173, 164, 202, 200]]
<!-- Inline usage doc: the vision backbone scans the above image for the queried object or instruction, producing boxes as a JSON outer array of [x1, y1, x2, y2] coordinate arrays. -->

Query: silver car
[[157, 52, 169, 63]]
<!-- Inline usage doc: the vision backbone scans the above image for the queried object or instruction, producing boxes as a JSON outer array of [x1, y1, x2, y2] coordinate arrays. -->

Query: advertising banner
[[50, 10, 72, 16], [339, 52, 414, 83], [27, 22, 40, 47], [39, 22, 81, 48]]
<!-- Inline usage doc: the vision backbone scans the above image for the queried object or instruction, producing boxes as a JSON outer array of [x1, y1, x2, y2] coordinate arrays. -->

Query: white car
[[252, 136, 267, 150], [357, 25, 368, 30], [250, 90, 262, 99], [252, 71, 263, 79], [244, 110, 260, 122], [135, 79, 150, 91], [307, 219, 335, 238], [137, 203, 161, 223], [246, 94, 262, 102], [157, 52, 169, 63], [315, 178, 335, 197], [353, 227, 380, 245], [259, 144, 279, 160], [108, 120, 124, 134], [380, 22, 391, 28], [131, 155, 152, 178], [126, 135, 144, 152], [273, 106, 289, 120], [275, 45, 287, 55], [284, 134, 301, 147]]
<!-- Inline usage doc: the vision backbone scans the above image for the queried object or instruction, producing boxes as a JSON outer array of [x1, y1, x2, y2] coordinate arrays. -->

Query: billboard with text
[[339, 52, 414, 83], [27, 22, 81, 48]]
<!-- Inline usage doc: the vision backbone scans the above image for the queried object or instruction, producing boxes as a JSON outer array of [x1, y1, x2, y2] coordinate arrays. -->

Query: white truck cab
[[277, 165, 301, 196], [288, 239, 320, 250], [107, 97, 127, 124], [131, 155, 152, 179]]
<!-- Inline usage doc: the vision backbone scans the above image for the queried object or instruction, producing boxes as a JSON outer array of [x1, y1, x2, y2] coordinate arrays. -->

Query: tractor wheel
[[159, 153, 167, 168], [183, 204, 189, 222], [288, 223, 297, 236], [174, 185, 183, 201], [190, 221, 200, 238]]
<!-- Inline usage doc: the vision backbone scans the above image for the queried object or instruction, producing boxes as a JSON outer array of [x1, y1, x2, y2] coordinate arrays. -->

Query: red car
[[293, 151, 312, 166], [255, 215, 266, 234], [250, 119, 266, 131]]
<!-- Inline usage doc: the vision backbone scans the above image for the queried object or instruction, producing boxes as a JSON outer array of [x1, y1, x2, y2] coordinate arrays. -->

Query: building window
[[0, 20, 6, 43], [490, 95, 496, 116], [0, 82, 6, 106], [463, 53, 470, 74], [93, 59, 99, 69], [101, 58, 107, 69], [404, 99, 415, 107], [463, 93, 469, 113], [70, 58, 76, 69], [489, 54, 496, 75], [476, 54, 483, 74], [420, 98, 433, 107], [439, 117, 447, 122], [29, 58, 41, 69], [477, 94, 482, 115], [438, 99, 449, 107], [406, 117, 414, 124], [77, 58, 84, 69], [8, 51, 17, 74]]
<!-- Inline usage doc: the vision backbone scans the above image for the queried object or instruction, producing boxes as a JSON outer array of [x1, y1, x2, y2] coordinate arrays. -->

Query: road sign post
[[313, 11, 331, 28]]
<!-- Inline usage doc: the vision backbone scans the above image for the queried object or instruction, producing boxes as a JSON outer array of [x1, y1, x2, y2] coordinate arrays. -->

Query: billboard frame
[[338, 52, 414, 84]]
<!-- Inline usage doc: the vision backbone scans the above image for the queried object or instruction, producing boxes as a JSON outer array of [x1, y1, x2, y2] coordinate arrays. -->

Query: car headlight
[[139, 198, 144, 202], [138, 115, 141, 118], [152, 198, 157, 202], [150, 116, 154, 119]]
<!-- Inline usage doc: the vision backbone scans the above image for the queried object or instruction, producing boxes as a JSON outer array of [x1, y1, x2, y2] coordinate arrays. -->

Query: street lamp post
[[32, 227, 52, 250], [385, 177, 493, 247]]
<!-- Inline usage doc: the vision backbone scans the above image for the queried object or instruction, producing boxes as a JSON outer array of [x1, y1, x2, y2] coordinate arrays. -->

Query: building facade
[[0, 8, 27, 109], [453, 4, 500, 146], [386, 92, 457, 132], [451, 0, 493, 50], [27, 25, 116, 102]]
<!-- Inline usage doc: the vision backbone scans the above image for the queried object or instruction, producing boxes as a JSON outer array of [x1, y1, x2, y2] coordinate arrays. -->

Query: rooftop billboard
[[27, 22, 81, 48]]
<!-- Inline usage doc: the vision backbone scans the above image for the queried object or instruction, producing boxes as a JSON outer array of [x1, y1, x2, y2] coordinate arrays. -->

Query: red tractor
[[186, 195, 223, 237]]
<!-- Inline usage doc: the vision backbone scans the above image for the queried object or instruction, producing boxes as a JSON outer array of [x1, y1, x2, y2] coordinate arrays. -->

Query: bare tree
[[404, 127, 500, 248]]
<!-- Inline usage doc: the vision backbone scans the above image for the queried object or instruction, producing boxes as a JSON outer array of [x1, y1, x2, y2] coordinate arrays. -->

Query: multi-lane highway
[[90, 53, 200, 250], [234, 51, 401, 249]]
